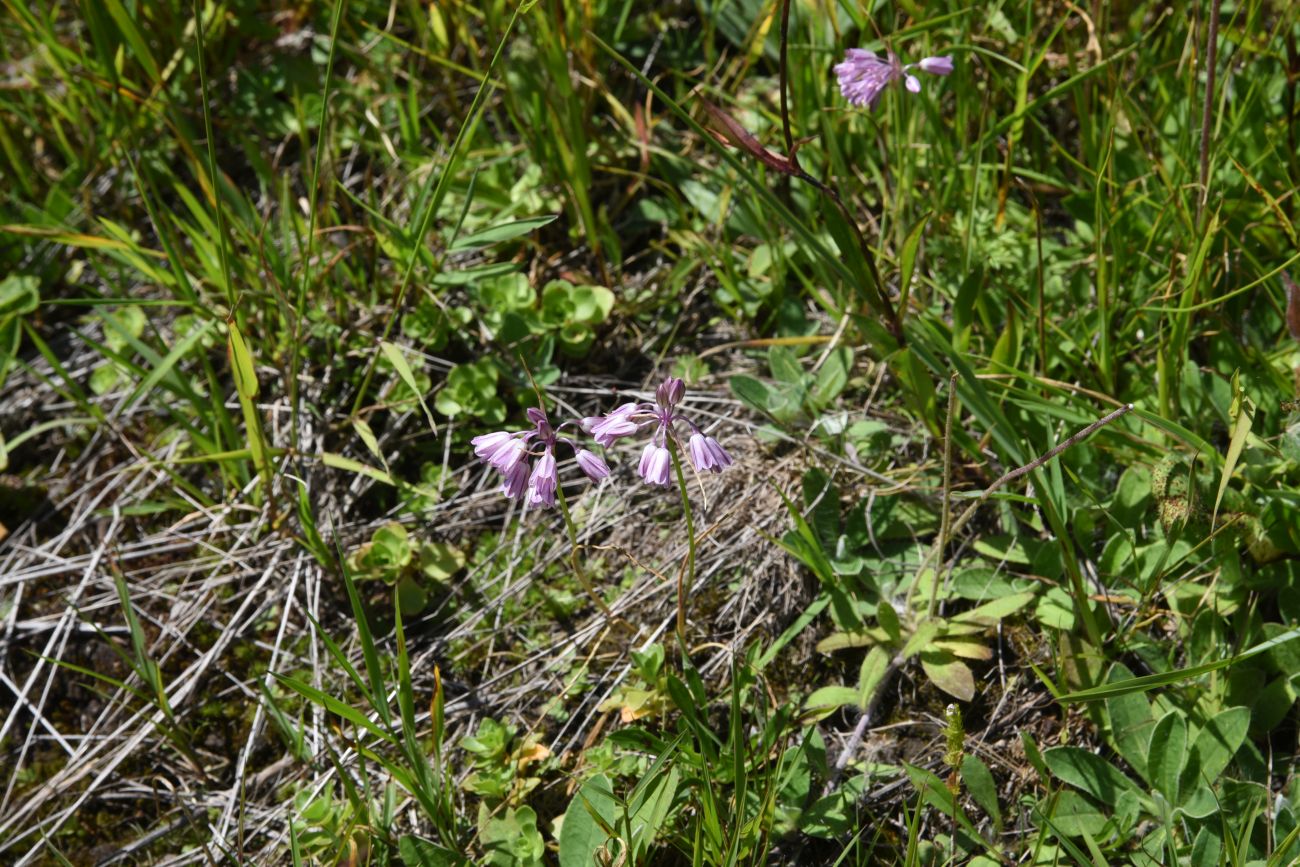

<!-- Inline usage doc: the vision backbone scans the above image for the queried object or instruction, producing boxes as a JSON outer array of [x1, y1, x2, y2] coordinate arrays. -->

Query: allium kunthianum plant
[[473, 376, 733, 644], [687, 0, 957, 351]]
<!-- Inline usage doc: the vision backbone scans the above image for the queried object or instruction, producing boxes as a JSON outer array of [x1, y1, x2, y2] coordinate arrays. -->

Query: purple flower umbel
[[471, 406, 610, 508], [583, 376, 733, 487], [834, 48, 953, 110]]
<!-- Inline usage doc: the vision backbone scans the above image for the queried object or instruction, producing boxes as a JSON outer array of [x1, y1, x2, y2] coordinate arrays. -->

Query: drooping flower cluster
[[471, 377, 733, 506], [834, 49, 953, 110], [584, 376, 732, 487], [472, 406, 609, 508]]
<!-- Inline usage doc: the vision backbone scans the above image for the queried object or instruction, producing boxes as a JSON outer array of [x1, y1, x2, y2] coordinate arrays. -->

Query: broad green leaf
[[920, 649, 974, 701], [800, 774, 868, 838], [567, 284, 615, 322], [729, 374, 772, 415], [876, 600, 902, 644], [1179, 784, 1218, 820], [480, 804, 545, 867], [420, 541, 465, 581], [1181, 706, 1249, 794], [1253, 673, 1297, 734], [1044, 790, 1109, 838], [768, 345, 806, 386], [395, 576, 428, 614], [1043, 746, 1141, 804], [961, 754, 1002, 830], [802, 468, 839, 552], [931, 637, 993, 660], [901, 619, 943, 658], [1190, 827, 1221, 866], [1105, 664, 1154, 781], [810, 347, 852, 408], [1147, 710, 1186, 804], [558, 774, 615, 867], [0, 274, 39, 317], [1021, 731, 1049, 779]]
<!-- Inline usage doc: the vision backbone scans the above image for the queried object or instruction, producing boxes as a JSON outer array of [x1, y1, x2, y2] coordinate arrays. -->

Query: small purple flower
[[586, 375, 734, 486], [642, 445, 672, 487], [834, 49, 898, 110], [528, 448, 557, 507], [472, 430, 528, 473], [575, 449, 610, 481], [471, 429, 513, 459], [584, 401, 639, 447], [687, 432, 732, 474], [656, 377, 685, 408], [473, 405, 611, 508], [917, 55, 954, 76], [834, 48, 954, 110], [501, 460, 530, 499], [638, 442, 657, 479]]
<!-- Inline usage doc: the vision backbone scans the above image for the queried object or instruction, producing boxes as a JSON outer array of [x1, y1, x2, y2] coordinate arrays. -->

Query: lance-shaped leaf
[[699, 100, 799, 177]]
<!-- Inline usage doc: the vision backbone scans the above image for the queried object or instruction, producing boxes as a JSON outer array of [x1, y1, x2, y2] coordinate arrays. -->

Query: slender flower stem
[[555, 485, 614, 619], [668, 445, 697, 646], [778, 0, 795, 158], [1196, 0, 1221, 229]]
